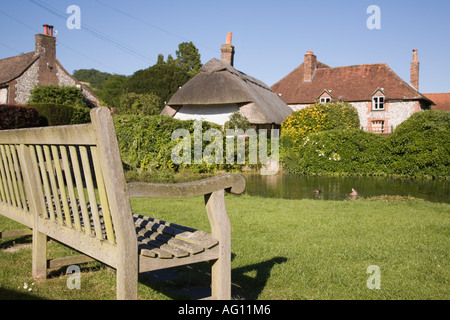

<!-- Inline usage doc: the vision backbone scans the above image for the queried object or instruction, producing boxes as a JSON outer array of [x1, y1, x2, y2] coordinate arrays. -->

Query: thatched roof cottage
[[161, 33, 292, 130]]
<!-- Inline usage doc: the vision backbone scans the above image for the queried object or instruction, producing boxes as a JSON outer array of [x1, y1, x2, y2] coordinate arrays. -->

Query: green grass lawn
[[0, 195, 448, 300]]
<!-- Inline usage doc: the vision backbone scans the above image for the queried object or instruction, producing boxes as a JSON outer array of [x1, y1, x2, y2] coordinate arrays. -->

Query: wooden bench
[[0, 107, 245, 300]]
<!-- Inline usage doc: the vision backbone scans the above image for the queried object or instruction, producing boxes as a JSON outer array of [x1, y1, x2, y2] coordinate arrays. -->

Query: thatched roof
[[0, 52, 37, 85], [165, 58, 292, 124]]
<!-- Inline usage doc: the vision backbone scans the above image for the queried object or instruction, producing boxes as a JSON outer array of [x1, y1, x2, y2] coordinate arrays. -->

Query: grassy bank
[[1, 195, 448, 300]]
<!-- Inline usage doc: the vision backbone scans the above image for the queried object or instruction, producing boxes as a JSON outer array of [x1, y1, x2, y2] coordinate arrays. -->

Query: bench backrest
[[0, 107, 137, 268]]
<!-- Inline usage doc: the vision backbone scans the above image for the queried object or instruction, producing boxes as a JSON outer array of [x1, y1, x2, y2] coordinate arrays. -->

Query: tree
[[73, 69, 112, 89], [97, 74, 128, 108], [224, 111, 251, 130], [124, 63, 191, 109], [118, 92, 161, 115], [175, 42, 202, 76]]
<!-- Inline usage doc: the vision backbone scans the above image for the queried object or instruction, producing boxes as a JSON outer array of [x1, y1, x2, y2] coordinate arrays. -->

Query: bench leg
[[32, 229, 47, 279], [116, 265, 138, 300], [205, 190, 231, 300]]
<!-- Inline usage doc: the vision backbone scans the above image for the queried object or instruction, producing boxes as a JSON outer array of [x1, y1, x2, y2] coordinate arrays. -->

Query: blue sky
[[1, 0, 449, 93]]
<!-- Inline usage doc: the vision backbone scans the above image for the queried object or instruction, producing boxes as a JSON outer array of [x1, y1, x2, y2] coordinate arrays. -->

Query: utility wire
[[28, 0, 156, 65], [93, 0, 220, 55], [0, 9, 120, 73]]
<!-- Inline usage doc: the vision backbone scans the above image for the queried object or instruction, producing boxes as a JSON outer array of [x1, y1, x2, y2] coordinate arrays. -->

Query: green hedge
[[0, 104, 44, 130], [388, 111, 450, 177], [281, 102, 360, 145], [283, 129, 390, 175], [282, 110, 450, 178], [30, 103, 91, 126], [113, 114, 225, 173]]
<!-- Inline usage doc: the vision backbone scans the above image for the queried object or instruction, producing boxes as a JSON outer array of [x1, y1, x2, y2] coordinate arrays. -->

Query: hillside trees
[[72, 41, 201, 113]]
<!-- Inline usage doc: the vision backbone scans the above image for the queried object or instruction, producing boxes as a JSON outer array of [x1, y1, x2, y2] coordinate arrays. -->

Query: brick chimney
[[221, 32, 235, 66], [410, 49, 419, 90], [35, 24, 57, 85], [304, 50, 317, 82], [35, 24, 56, 58]]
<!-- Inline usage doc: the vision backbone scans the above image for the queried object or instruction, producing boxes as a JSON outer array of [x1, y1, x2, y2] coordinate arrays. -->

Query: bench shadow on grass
[[139, 255, 288, 300]]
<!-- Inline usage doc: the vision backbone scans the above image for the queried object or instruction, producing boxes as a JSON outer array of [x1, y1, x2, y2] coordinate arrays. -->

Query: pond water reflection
[[244, 174, 449, 203]]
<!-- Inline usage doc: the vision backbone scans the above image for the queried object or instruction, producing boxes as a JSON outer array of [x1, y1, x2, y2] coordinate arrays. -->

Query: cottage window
[[372, 96, 385, 110], [0, 88, 7, 104], [371, 120, 385, 133], [319, 97, 331, 103]]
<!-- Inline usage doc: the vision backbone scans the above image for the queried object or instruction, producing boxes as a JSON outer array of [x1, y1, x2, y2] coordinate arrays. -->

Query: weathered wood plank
[[11, 145, 27, 210], [0, 145, 16, 206], [0, 124, 96, 145], [136, 225, 205, 255], [51, 146, 72, 227], [80, 146, 103, 240], [69, 146, 92, 236], [47, 254, 95, 269], [127, 173, 246, 198], [90, 147, 115, 244], [36, 145, 55, 220], [134, 215, 218, 249], [44, 146, 63, 224], [60, 146, 81, 231], [0, 229, 32, 239]]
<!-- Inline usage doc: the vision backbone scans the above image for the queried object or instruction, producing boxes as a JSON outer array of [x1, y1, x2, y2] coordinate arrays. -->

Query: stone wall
[[14, 61, 39, 105], [288, 100, 419, 133]]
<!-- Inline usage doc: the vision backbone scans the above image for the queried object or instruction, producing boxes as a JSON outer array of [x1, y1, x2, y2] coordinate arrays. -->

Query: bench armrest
[[127, 174, 246, 198]]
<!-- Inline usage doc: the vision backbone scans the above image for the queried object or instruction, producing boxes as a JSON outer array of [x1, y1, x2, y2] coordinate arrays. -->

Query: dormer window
[[318, 89, 333, 104], [372, 89, 385, 110]]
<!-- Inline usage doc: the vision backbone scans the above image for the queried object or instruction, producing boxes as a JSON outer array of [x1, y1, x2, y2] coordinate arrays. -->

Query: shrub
[[117, 92, 161, 115], [30, 103, 91, 126], [29, 85, 85, 108], [224, 111, 251, 130], [283, 129, 389, 175], [281, 102, 360, 145], [0, 104, 44, 130], [113, 114, 223, 173], [388, 110, 450, 177]]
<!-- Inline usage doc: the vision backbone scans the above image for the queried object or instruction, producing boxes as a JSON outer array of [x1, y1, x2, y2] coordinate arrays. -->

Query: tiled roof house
[[271, 50, 434, 134], [0, 25, 99, 107], [423, 93, 450, 111]]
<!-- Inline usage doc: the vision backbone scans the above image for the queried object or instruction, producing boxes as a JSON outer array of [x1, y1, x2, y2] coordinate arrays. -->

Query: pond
[[244, 174, 450, 204]]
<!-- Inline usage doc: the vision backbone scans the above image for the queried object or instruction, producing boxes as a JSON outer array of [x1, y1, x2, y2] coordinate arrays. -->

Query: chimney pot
[[49, 25, 54, 37], [221, 32, 235, 66], [43, 24, 49, 35], [226, 32, 232, 45]]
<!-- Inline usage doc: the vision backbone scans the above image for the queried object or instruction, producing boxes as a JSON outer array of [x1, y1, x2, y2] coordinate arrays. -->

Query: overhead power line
[[0, 8, 120, 73], [28, 0, 156, 65], [92, 0, 220, 55]]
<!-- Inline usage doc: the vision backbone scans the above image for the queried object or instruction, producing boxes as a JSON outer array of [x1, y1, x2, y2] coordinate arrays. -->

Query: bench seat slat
[[133, 214, 219, 249], [137, 227, 198, 258]]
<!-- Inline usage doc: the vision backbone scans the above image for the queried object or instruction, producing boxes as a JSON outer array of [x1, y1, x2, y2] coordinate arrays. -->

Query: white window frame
[[372, 96, 385, 110], [319, 97, 331, 103]]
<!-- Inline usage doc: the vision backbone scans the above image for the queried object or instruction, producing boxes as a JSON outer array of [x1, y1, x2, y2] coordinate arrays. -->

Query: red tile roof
[[423, 93, 450, 111], [271, 60, 431, 105]]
